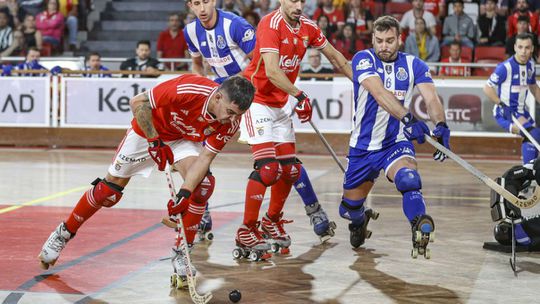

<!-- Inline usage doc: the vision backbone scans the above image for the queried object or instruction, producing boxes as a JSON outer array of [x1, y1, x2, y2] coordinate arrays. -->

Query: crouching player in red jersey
[[38, 75, 254, 278], [233, 0, 353, 261]]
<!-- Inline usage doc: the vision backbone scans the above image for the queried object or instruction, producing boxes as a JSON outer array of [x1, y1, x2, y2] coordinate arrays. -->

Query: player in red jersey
[[38, 75, 254, 273], [234, 0, 353, 259]]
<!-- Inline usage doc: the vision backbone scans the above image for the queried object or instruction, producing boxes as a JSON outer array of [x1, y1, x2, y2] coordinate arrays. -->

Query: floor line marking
[[0, 186, 88, 214]]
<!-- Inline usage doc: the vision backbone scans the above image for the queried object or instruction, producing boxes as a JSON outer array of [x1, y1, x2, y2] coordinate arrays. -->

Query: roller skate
[[232, 223, 272, 262], [170, 246, 197, 289], [197, 208, 213, 242], [410, 214, 435, 259], [305, 202, 337, 243], [261, 212, 293, 254], [38, 222, 73, 270], [348, 208, 379, 248]]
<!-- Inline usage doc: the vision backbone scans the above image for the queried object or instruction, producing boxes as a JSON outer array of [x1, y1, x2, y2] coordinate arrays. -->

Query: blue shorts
[[493, 106, 534, 132], [343, 141, 416, 190]]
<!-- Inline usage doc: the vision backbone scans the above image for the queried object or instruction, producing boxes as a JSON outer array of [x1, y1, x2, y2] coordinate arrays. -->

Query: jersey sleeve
[[147, 77, 180, 109], [258, 19, 280, 54], [204, 120, 240, 154], [183, 26, 201, 57], [487, 63, 507, 87], [412, 57, 434, 85], [528, 61, 536, 85], [231, 17, 256, 54], [307, 20, 328, 50], [352, 51, 378, 84]]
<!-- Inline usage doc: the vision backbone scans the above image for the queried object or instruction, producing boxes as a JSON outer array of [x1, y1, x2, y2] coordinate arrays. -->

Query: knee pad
[[494, 221, 512, 246], [339, 197, 366, 224], [279, 158, 301, 184], [191, 173, 215, 204], [394, 168, 422, 193], [90, 178, 123, 208], [249, 158, 282, 186]]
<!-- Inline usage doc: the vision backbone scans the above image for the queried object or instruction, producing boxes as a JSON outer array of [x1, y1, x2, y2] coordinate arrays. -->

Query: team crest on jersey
[[385, 65, 392, 74], [528, 68, 534, 79], [303, 36, 309, 47], [198, 117, 205, 122], [396, 67, 408, 81], [293, 38, 298, 45], [217, 35, 226, 49], [356, 58, 372, 70], [242, 29, 255, 42], [204, 126, 215, 136], [257, 127, 264, 135], [490, 73, 499, 83]]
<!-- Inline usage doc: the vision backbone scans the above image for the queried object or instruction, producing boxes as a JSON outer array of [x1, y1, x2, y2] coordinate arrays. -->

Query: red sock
[[268, 178, 293, 220], [181, 200, 206, 244], [243, 179, 267, 227], [65, 188, 101, 233]]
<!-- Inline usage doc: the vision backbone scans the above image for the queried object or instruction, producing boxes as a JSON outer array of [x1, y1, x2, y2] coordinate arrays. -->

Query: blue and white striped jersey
[[350, 49, 433, 151], [183, 10, 256, 83], [487, 56, 536, 114]]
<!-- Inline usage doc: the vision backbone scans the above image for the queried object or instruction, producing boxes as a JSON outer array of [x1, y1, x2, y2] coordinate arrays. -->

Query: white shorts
[[108, 128, 202, 178], [239, 102, 296, 145]]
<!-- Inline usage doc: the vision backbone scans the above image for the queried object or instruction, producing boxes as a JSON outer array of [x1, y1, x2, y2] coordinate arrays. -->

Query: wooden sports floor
[[1, 148, 539, 304]]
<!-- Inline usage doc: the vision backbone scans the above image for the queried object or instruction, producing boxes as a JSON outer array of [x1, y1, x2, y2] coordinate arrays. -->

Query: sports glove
[[28, 60, 42, 70], [432, 122, 451, 162], [167, 189, 192, 219], [498, 103, 515, 121], [50, 65, 62, 75], [147, 136, 173, 171], [2, 64, 13, 76], [294, 91, 313, 123], [401, 113, 430, 144]]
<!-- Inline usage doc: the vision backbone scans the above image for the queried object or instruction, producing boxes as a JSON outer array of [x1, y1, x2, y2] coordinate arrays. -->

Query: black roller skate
[[305, 202, 337, 243], [348, 208, 379, 248], [197, 208, 213, 242], [232, 223, 272, 262], [261, 212, 293, 254], [410, 214, 435, 259]]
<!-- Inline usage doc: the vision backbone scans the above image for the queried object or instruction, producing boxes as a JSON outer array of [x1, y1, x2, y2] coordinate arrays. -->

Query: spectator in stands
[[35, 0, 64, 48], [507, 0, 538, 36], [58, 0, 78, 51], [404, 17, 440, 62], [157, 13, 188, 71], [17, 0, 44, 19], [82, 51, 110, 78], [346, 0, 373, 45], [22, 14, 42, 50], [506, 15, 538, 57], [300, 48, 334, 81], [303, 0, 318, 18], [439, 41, 471, 76], [423, 0, 445, 21], [0, 0, 20, 29], [313, 0, 346, 35], [478, 0, 506, 46], [184, 11, 196, 25], [222, 0, 242, 15], [334, 23, 365, 60], [120, 40, 163, 78], [479, 0, 508, 16], [1, 29, 24, 56], [0, 10, 13, 53], [400, 0, 437, 35], [441, 0, 476, 48], [2, 46, 53, 76], [243, 11, 260, 29], [253, 0, 273, 18], [317, 15, 335, 44]]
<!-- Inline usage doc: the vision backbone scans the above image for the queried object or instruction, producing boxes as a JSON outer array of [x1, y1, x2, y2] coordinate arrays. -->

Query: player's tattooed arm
[[320, 43, 353, 81], [130, 91, 158, 138]]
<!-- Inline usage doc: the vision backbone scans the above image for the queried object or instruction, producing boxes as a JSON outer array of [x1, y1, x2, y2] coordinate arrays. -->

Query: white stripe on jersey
[[186, 22, 200, 56], [224, 18, 248, 71], [517, 64, 528, 113], [148, 88, 156, 108], [177, 84, 213, 91], [500, 62, 512, 107], [270, 12, 281, 29]]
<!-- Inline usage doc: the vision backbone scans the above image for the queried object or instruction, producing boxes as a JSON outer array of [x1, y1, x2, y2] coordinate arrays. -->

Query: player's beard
[[377, 49, 397, 62]]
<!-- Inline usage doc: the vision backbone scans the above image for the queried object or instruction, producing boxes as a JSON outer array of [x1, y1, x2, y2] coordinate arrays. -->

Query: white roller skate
[[410, 214, 435, 259], [305, 202, 337, 243], [38, 222, 73, 270], [170, 246, 197, 289], [261, 212, 293, 254], [348, 208, 379, 248], [232, 223, 272, 262], [197, 208, 213, 242]]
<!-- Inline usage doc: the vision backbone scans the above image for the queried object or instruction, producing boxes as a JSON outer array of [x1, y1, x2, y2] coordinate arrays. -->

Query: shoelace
[[265, 218, 293, 237], [48, 236, 66, 252]]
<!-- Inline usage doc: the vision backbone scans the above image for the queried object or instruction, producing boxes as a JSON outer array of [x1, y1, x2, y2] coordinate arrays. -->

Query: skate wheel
[[429, 232, 435, 243], [320, 235, 331, 243], [329, 221, 337, 229], [328, 228, 336, 237], [411, 248, 418, 259], [176, 276, 186, 289], [418, 247, 425, 255], [280, 247, 290, 255], [39, 261, 50, 270], [371, 211, 380, 220], [424, 248, 431, 259], [249, 251, 259, 262], [232, 248, 243, 260], [270, 243, 279, 253], [170, 275, 177, 288], [414, 231, 422, 243], [366, 230, 372, 239], [205, 232, 214, 241]]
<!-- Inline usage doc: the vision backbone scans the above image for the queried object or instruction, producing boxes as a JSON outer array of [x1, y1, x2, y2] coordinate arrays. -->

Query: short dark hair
[[136, 40, 151, 48], [219, 76, 254, 111], [450, 40, 461, 48], [27, 46, 39, 53], [373, 15, 401, 35], [517, 15, 530, 23], [453, 0, 464, 6], [86, 51, 101, 61], [516, 32, 534, 44]]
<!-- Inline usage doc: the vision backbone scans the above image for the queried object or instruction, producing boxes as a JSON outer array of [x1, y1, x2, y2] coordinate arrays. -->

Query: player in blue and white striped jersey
[[184, 0, 256, 84], [484, 33, 540, 165], [340, 16, 450, 258]]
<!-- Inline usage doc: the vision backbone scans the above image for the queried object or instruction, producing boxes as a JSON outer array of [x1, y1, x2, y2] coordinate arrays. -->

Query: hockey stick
[[509, 218, 517, 274], [164, 167, 213, 304], [424, 135, 540, 209], [512, 116, 540, 152]]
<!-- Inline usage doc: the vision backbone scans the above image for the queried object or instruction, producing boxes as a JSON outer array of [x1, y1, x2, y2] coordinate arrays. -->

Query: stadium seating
[[385, 2, 412, 20], [472, 46, 506, 76]]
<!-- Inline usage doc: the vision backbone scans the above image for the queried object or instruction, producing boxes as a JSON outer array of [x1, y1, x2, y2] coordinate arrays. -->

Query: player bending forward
[[39, 75, 254, 282], [340, 16, 450, 259], [233, 0, 353, 261]]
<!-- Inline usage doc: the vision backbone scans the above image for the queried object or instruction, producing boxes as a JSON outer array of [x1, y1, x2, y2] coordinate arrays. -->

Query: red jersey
[[312, 7, 346, 28], [423, 0, 444, 17], [438, 57, 471, 77], [243, 10, 328, 107], [507, 11, 539, 36], [131, 74, 239, 154]]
